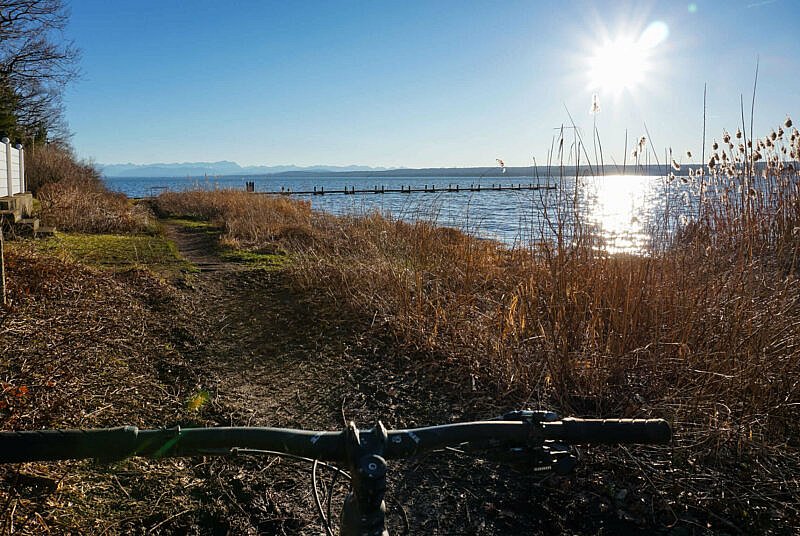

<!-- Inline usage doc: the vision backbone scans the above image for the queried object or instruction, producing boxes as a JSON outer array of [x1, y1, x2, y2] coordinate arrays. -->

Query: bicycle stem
[[341, 421, 390, 536]]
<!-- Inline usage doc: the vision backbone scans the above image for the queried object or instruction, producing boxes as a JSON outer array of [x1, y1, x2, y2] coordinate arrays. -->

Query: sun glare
[[584, 175, 656, 254], [587, 21, 668, 97], [588, 37, 646, 95]]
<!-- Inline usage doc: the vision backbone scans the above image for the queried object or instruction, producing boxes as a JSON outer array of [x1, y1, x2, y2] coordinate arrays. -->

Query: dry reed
[[29, 145, 153, 234], [156, 189, 317, 250], [157, 120, 800, 530]]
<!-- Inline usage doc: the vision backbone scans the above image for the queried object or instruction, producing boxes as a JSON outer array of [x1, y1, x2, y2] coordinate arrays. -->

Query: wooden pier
[[259, 183, 556, 196]]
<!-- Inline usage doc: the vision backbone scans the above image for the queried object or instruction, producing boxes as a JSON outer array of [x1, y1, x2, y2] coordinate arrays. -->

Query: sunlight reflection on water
[[108, 174, 689, 254], [580, 174, 666, 254]]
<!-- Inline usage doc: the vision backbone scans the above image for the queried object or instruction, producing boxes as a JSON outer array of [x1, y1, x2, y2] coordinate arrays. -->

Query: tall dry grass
[[156, 189, 317, 250], [25, 143, 99, 195], [159, 120, 800, 530], [29, 144, 153, 233]]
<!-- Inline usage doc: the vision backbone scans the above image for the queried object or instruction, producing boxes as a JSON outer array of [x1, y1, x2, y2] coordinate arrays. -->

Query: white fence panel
[[0, 139, 25, 197], [10, 150, 21, 194], [0, 148, 6, 197]]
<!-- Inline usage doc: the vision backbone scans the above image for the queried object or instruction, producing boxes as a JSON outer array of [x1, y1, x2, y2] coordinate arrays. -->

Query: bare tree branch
[[0, 0, 79, 144]]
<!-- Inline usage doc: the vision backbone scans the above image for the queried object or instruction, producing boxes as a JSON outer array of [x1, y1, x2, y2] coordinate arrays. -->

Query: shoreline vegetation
[[1, 122, 799, 533]]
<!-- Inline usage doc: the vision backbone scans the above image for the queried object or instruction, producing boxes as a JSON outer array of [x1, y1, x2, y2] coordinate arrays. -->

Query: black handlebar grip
[[0, 426, 141, 463], [547, 418, 671, 444]]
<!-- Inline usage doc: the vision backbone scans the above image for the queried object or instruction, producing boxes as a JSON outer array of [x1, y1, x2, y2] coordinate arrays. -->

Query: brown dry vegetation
[[154, 121, 800, 532], [0, 121, 797, 533], [0, 242, 217, 533], [27, 144, 153, 234], [156, 189, 318, 249]]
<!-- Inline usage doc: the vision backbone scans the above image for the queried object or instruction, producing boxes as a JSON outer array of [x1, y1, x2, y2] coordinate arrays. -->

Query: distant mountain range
[[101, 160, 691, 179], [100, 161, 395, 178]]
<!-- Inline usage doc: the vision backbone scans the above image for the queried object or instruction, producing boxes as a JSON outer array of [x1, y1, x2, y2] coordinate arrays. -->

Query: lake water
[[105, 173, 695, 253]]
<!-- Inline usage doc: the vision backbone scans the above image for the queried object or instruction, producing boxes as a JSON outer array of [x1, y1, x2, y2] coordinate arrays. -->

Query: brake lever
[[479, 409, 578, 475]]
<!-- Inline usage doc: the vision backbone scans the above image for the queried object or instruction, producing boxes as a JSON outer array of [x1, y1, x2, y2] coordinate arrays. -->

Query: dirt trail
[[163, 224, 235, 273], [164, 223, 357, 429], [162, 221, 631, 535]]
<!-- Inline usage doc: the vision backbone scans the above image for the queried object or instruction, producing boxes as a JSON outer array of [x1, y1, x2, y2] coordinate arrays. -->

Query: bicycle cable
[[229, 448, 350, 479], [325, 462, 343, 532], [312, 459, 335, 536], [232, 447, 347, 535]]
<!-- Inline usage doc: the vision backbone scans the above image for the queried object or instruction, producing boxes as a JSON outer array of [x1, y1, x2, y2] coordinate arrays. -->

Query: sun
[[587, 21, 669, 97], [588, 36, 647, 95]]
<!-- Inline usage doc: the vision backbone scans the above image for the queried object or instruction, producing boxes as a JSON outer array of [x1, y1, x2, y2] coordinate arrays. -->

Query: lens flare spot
[[639, 21, 669, 48], [186, 390, 211, 411]]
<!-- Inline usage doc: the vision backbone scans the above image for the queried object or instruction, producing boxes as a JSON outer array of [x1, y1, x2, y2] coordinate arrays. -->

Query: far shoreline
[[101, 163, 695, 180]]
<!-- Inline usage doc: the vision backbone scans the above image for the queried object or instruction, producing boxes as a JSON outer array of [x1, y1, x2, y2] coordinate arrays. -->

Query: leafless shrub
[[29, 144, 153, 233]]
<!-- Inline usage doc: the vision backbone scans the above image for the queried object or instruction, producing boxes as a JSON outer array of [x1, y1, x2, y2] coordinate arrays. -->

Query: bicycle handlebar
[[0, 418, 670, 464], [548, 418, 671, 444]]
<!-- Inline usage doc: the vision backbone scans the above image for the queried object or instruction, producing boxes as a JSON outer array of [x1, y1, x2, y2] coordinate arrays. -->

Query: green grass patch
[[218, 248, 290, 270], [165, 217, 288, 270], [163, 217, 218, 231], [36, 232, 196, 273]]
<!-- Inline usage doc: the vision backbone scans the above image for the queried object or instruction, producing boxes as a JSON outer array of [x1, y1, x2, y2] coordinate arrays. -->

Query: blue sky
[[64, 0, 800, 168]]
